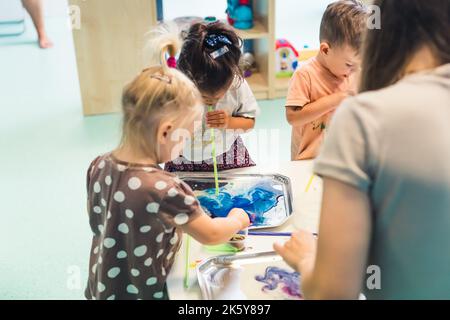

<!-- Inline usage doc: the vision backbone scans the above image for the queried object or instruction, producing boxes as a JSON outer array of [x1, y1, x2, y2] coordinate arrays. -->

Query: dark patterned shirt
[[85, 153, 202, 300]]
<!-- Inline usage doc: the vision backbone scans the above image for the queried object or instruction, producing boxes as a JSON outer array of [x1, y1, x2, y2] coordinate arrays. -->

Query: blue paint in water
[[196, 180, 284, 226], [255, 267, 302, 299]]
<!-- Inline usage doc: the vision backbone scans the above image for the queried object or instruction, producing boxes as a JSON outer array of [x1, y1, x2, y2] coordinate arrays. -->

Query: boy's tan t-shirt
[[286, 57, 355, 160]]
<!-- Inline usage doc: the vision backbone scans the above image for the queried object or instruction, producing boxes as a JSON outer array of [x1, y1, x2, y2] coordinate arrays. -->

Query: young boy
[[286, 0, 368, 160]]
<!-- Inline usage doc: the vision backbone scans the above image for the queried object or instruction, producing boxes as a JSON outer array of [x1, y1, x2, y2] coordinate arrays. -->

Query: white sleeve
[[232, 79, 260, 119]]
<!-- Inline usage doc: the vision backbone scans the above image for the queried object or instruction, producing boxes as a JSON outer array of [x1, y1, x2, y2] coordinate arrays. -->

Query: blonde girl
[[85, 28, 250, 300]]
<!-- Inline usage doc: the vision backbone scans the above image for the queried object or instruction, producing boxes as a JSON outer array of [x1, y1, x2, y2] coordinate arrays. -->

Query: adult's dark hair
[[178, 21, 243, 95], [360, 0, 450, 92]]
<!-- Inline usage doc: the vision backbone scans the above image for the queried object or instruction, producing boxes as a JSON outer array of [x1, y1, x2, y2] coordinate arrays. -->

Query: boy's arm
[[286, 92, 348, 128]]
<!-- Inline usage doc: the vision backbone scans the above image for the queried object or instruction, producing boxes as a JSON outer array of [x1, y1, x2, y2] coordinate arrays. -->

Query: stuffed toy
[[226, 0, 254, 30]]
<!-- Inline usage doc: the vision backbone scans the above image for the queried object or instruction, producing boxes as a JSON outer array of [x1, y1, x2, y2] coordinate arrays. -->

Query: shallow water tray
[[196, 251, 303, 300], [176, 173, 294, 230]]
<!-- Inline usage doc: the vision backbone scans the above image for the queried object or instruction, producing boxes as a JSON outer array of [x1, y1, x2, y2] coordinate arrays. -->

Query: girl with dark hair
[[165, 21, 260, 172], [275, 0, 450, 299]]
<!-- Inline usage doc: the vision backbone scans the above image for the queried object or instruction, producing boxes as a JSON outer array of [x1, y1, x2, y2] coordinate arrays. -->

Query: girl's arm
[[181, 208, 251, 245], [286, 92, 348, 128], [228, 117, 255, 130], [207, 110, 255, 130], [274, 177, 372, 299]]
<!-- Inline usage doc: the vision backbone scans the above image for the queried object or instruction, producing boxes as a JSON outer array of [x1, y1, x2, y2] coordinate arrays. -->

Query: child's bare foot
[[38, 32, 53, 49]]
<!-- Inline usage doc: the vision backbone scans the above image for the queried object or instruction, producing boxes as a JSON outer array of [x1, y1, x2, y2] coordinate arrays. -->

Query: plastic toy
[[204, 16, 217, 23], [239, 52, 257, 78], [226, 0, 254, 30], [275, 39, 299, 78], [174, 16, 203, 40]]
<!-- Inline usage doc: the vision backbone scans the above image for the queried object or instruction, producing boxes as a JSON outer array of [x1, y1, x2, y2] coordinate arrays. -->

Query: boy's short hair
[[320, 0, 368, 51]]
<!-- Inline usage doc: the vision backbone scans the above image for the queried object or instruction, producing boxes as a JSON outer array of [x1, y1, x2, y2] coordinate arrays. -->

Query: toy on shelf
[[174, 16, 203, 40], [226, 0, 254, 30], [240, 52, 257, 78], [275, 39, 299, 78], [204, 16, 217, 24]]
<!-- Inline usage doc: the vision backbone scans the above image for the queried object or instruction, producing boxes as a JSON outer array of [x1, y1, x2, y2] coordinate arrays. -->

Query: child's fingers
[[208, 123, 226, 129], [207, 110, 226, 116], [207, 119, 225, 126], [208, 120, 225, 125], [207, 123, 221, 128], [207, 116, 226, 122], [207, 113, 226, 120], [207, 117, 224, 122]]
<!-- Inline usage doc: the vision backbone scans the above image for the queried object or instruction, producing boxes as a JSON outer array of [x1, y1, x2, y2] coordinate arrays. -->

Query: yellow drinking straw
[[208, 106, 220, 196], [305, 174, 315, 193], [183, 235, 191, 289]]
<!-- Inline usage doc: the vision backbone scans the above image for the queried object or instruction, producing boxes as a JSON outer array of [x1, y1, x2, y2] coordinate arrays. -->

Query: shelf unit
[[242, 1, 274, 100], [169, 0, 276, 100], [70, 0, 158, 115], [235, 18, 270, 40], [155, 0, 278, 100], [70, 0, 317, 115]]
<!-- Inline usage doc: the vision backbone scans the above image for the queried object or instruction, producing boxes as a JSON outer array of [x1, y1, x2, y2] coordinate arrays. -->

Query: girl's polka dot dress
[[85, 153, 202, 300]]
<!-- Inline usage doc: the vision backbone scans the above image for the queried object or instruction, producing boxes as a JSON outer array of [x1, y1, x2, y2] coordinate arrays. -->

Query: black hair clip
[[204, 34, 232, 49]]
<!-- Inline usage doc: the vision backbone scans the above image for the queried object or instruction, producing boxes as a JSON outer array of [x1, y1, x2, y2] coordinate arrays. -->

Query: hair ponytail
[[120, 23, 203, 161], [178, 21, 243, 94], [145, 22, 182, 72]]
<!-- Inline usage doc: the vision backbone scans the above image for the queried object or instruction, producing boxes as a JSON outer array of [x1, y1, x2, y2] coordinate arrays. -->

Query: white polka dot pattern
[[87, 157, 203, 299]]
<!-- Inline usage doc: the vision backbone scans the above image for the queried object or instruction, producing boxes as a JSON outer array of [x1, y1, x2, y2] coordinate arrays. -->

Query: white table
[[166, 161, 323, 300]]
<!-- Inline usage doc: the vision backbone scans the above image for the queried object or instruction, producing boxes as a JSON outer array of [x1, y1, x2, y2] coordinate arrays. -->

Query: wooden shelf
[[233, 19, 269, 40], [298, 49, 319, 62], [69, 0, 158, 115], [274, 76, 290, 99], [247, 72, 269, 99], [247, 72, 268, 91], [71, 0, 279, 115], [275, 76, 290, 89]]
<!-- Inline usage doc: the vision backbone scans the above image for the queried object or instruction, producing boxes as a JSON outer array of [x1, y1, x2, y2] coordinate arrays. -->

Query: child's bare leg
[[21, 0, 53, 49]]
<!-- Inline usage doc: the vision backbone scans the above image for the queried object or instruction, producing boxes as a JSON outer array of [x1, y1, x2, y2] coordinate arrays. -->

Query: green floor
[[0, 16, 291, 299]]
